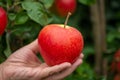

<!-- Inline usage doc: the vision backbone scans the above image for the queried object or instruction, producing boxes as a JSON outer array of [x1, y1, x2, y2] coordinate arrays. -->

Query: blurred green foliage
[[78, 0, 96, 5], [0, 0, 120, 80]]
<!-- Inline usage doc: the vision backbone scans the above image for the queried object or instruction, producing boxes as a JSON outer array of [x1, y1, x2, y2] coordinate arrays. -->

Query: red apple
[[111, 61, 116, 72], [38, 24, 84, 66], [111, 49, 120, 73], [55, 0, 77, 17], [116, 62, 120, 72], [0, 7, 7, 35], [114, 49, 120, 61]]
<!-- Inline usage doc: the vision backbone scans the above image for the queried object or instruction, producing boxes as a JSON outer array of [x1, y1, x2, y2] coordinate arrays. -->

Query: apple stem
[[64, 12, 72, 28]]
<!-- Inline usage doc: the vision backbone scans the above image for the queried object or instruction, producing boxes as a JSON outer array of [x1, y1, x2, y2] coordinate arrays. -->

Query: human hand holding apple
[[38, 12, 84, 66], [0, 7, 7, 35]]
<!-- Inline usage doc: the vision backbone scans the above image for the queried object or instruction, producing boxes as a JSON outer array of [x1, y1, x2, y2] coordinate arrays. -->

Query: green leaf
[[8, 13, 16, 21], [42, 0, 54, 9], [78, 0, 96, 5], [14, 12, 29, 25], [76, 63, 95, 79], [7, 0, 13, 6], [107, 30, 120, 43], [22, 1, 53, 26], [0, 2, 2, 6], [83, 46, 95, 59]]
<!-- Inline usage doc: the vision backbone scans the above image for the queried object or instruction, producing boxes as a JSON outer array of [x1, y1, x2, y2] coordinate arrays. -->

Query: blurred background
[[0, 0, 120, 80]]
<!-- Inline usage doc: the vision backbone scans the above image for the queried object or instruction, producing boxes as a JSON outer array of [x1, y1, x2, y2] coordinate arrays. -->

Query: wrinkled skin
[[0, 39, 84, 80]]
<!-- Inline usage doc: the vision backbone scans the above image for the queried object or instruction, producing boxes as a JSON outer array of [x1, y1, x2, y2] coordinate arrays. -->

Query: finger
[[45, 59, 82, 80], [59, 59, 82, 79], [79, 53, 84, 59], [61, 58, 82, 76], [25, 39, 39, 54], [40, 62, 71, 79]]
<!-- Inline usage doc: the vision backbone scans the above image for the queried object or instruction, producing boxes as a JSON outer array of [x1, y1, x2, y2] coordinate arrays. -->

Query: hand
[[0, 39, 84, 80]]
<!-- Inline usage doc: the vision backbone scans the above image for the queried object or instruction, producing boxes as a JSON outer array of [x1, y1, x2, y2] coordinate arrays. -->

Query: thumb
[[24, 39, 39, 54]]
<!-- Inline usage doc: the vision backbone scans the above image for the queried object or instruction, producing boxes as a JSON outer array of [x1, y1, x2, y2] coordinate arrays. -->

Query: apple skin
[[114, 49, 120, 59], [55, 0, 76, 17], [38, 24, 84, 66], [0, 7, 7, 35], [111, 49, 120, 73]]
